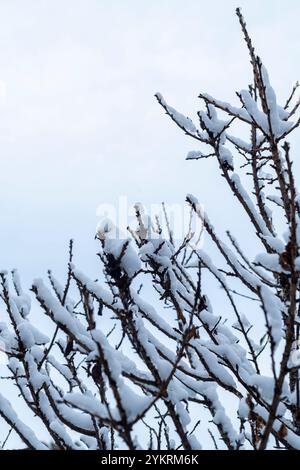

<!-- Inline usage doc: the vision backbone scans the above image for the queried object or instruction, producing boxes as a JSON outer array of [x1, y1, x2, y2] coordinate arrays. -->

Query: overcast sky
[[0, 0, 300, 285]]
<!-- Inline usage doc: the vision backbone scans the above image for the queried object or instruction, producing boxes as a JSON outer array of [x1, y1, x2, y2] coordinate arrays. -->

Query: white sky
[[0, 0, 299, 285]]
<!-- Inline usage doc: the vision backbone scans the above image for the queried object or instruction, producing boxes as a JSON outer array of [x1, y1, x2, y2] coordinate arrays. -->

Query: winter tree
[[0, 9, 300, 450]]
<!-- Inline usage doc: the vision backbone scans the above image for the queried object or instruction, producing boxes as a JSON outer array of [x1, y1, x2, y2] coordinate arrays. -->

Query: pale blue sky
[[0, 0, 299, 284]]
